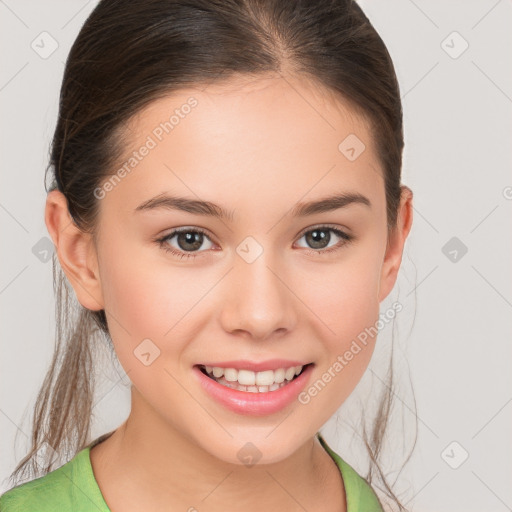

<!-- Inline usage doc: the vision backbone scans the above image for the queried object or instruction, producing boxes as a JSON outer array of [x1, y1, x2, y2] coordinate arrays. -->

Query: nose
[[219, 249, 298, 341]]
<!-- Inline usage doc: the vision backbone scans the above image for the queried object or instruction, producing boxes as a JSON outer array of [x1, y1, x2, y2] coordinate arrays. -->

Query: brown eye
[[305, 228, 331, 249], [174, 231, 204, 251], [296, 226, 353, 255], [156, 227, 214, 259]]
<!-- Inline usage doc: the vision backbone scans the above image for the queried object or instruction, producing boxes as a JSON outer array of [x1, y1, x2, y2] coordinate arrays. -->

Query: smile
[[199, 364, 308, 393], [193, 362, 315, 416]]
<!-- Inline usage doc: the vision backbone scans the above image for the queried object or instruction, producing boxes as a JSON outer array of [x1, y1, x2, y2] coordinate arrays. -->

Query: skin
[[45, 74, 413, 512]]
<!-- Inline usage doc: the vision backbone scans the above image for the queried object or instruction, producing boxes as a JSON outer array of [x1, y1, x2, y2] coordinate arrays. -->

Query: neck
[[90, 388, 345, 512]]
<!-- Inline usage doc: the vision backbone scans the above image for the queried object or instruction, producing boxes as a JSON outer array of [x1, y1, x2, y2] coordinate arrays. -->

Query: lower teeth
[[210, 374, 292, 393]]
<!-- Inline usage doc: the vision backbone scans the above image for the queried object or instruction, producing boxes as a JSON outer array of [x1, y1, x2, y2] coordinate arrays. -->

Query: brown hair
[[8, 0, 416, 509]]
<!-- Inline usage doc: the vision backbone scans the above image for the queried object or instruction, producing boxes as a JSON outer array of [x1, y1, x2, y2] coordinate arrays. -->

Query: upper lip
[[196, 359, 312, 372]]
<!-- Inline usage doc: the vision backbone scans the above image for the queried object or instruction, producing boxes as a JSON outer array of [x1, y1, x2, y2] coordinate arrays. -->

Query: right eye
[[155, 227, 215, 259]]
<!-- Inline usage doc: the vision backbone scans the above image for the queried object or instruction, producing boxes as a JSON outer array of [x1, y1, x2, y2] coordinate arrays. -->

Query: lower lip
[[193, 364, 314, 416]]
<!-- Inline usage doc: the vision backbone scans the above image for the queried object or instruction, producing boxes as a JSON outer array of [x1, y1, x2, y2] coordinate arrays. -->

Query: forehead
[[102, 74, 384, 218], [127, 73, 374, 140]]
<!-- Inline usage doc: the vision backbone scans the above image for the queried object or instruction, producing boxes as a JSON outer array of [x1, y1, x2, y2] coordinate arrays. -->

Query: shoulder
[[0, 471, 71, 511], [0, 460, 76, 511], [316, 432, 384, 512], [0, 446, 108, 512]]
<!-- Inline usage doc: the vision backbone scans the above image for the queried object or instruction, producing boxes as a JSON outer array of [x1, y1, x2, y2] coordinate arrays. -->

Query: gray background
[[1, 1, 511, 510]]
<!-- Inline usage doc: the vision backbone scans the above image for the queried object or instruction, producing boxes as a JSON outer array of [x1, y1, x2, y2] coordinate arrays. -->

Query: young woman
[[1, 1, 414, 510]]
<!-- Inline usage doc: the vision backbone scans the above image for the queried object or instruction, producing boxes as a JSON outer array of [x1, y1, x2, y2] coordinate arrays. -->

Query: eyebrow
[[134, 191, 371, 220]]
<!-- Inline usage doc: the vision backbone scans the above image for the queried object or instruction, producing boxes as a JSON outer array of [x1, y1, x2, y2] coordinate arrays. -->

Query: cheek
[[297, 243, 382, 341], [96, 235, 172, 350], [99, 256, 166, 339], [294, 243, 383, 406], [97, 238, 217, 364]]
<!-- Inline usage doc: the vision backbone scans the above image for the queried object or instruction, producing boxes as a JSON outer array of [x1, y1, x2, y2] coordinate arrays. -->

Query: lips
[[198, 363, 309, 389], [192, 362, 315, 416], [197, 359, 310, 372]]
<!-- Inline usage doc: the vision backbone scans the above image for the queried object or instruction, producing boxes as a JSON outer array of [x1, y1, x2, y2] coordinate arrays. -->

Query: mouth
[[196, 363, 313, 393]]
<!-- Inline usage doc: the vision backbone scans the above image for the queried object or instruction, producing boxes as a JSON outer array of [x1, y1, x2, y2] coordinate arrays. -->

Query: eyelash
[[155, 224, 354, 260]]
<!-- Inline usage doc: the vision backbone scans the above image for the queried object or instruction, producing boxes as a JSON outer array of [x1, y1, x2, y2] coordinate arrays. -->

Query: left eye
[[295, 226, 352, 253]]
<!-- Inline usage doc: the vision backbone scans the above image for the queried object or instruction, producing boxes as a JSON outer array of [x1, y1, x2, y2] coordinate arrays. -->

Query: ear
[[378, 185, 413, 303], [45, 190, 104, 311]]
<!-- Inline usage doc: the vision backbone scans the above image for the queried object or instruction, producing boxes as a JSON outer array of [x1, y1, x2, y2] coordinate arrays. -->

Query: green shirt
[[0, 432, 383, 511]]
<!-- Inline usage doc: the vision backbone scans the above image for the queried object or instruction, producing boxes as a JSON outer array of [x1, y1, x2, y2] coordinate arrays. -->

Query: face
[[51, 74, 411, 466]]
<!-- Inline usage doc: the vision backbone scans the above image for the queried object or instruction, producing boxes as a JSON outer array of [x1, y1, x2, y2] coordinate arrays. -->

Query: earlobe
[[378, 186, 414, 303], [45, 190, 105, 311]]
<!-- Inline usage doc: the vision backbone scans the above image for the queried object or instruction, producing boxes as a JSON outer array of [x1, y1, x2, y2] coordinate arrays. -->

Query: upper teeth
[[204, 365, 303, 386]]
